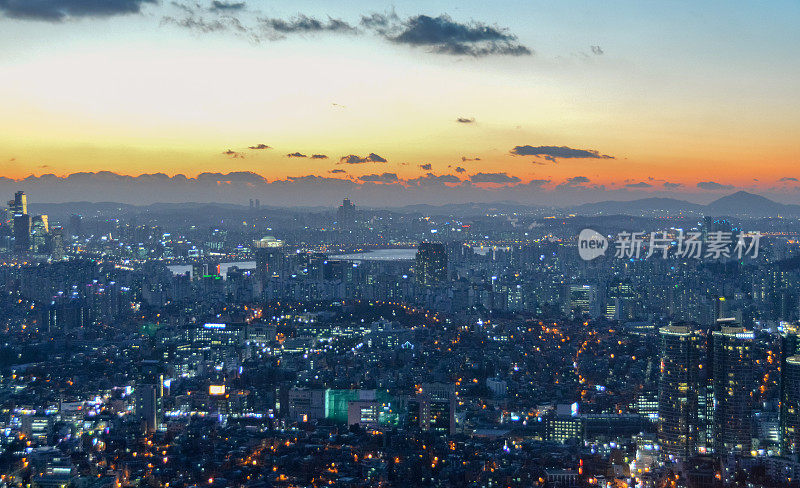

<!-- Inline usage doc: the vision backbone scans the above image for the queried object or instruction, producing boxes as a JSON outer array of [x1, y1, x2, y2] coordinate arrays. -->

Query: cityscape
[[1, 0, 799, 487], [1, 189, 800, 487]]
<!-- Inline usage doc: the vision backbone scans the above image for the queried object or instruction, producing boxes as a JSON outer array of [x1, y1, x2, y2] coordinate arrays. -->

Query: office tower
[[659, 325, 703, 460], [9, 190, 31, 254], [782, 355, 800, 459], [13, 214, 31, 254], [49, 226, 65, 260], [69, 214, 82, 237], [418, 383, 455, 435], [567, 284, 598, 317], [9, 190, 26, 216], [30, 214, 49, 253], [137, 360, 164, 433], [712, 326, 755, 454], [337, 198, 356, 223], [415, 242, 448, 286], [253, 236, 285, 280]]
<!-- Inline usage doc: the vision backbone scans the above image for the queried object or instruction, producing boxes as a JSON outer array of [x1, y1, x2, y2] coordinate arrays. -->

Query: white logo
[[578, 228, 608, 261]]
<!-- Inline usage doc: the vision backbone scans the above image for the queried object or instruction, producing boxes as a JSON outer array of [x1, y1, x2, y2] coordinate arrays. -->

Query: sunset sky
[[1, 0, 799, 205]]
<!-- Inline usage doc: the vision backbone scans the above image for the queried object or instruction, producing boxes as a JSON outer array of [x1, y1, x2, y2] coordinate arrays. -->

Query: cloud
[[407, 173, 462, 186], [456, 117, 475, 123], [287, 152, 307, 158], [360, 173, 400, 183], [779, 177, 798, 182], [590, 45, 604, 55], [0, 0, 156, 21], [329, 169, 346, 174], [470, 172, 521, 184], [697, 181, 735, 191], [197, 171, 265, 185], [260, 14, 357, 35], [663, 182, 683, 189], [162, 14, 247, 33], [339, 153, 387, 164], [510, 145, 614, 162], [222, 149, 245, 159], [210, 1, 244, 11], [419, 163, 432, 170], [625, 182, 652, 188], [310, 154, 329, 159], [455, 166, 466, 173], [561, 176, 590, 186], [461, 156, 481, 162], [382, 14, 532, 57], [248, 143, 271, 150]]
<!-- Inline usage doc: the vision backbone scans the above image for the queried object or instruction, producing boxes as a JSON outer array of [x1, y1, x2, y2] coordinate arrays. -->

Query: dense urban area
[[3, 189, 800, 488]]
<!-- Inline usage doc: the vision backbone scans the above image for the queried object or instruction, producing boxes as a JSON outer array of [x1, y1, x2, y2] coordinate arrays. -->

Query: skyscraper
[[415, 242, 447, 286], [659, 324, 703, 460], [253, 236, 285, 280], [712, 326, 755, 455], [781, 355, 800, 459], [9, 191, 31, 255], [9, 190, 26, 217]]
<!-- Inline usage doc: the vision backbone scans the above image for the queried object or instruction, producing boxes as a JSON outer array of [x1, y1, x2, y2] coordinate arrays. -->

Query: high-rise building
[[253, 236, 285, 280], [137, 360, 164, 433], [659, 325, 703, 460], [415, 242, 447, 286], [9, 190, 26, 217], [31, 214, 49, 254], [337, 198, 356, 223], [712, 326, 755, 454], [49, 226, 65, 260], [9, 190, 31, 255], [418, 383, 455, 435], [781, 325, 800, 459], [13, 214, 31, 254]]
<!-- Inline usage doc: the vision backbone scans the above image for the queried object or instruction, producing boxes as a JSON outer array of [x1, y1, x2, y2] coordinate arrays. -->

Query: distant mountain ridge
[[25, 191, 800, 218], [573, 191, 800, 217]]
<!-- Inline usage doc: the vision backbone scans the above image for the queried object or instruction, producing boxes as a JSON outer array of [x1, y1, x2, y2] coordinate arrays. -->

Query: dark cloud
[[382, 14, 532, 57], [310, 154, 329, 159], [248, 143, 271, 150], [287, 152, 307, 158], [162, 14, 247, 33], [561, 176, 590, 186], [455, 166, 466, 173], [461, 156, 481, 162], [0, 0, 156, 21], [407, 173, 462, 186], [470, 172, 521, 184], [456, 117, 475, 123], [210, 1, 244, 11], [510, 145, 614, 162], [625, 182, 652, 188], [196, 171, 265, 184], [419, 163, 432, 170], [339, 153, 387, 164], [222, 149, 245, 159], [697, 181, 735, 191], [260, 14, 357, 35], [663, 182, 683, 189], [590, 45, 604, 55], [779, 177, 798, 182], [360, 173, 400, 183], [329, 169, 346, 174]]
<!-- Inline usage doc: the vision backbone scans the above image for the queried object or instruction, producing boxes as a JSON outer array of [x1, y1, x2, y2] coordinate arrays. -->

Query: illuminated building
[[415, 242, 447, 286], [712, 326, 755, 454], [782, 355, 800, 459], [658, 325, 702, 460]]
